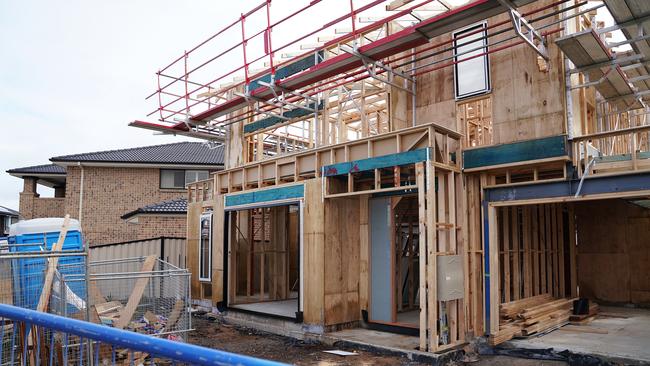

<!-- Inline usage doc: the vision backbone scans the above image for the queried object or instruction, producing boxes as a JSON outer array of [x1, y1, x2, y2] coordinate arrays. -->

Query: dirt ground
[[187, 315, 568, 366]]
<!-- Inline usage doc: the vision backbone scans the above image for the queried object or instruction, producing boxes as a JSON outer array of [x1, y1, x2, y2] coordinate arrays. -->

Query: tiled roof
[[0, 206, 19, 217], [6, 164, 66, 175], [50, 142, 224, 166], [121, 198, 187, 219]]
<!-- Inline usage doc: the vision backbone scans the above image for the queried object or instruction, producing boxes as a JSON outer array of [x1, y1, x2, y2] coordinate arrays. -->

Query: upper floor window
[[453, 22, 490, 100], [160, 169, 209, 189]]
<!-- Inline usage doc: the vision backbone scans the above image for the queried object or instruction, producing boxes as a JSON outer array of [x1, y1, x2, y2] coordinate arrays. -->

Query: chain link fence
[[0, 247, 191, 365]]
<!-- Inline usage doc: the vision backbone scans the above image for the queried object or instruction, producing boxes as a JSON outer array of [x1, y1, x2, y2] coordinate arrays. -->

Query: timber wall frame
[[209, 122, 462, 196], [482, 170, 650, 336]]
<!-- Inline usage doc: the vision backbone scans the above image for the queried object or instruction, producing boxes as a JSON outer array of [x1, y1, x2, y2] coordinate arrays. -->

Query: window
[[453, 22, 490, 99], [199, 212, 212, 281], [185, 170, 209, 185], [160, 169, 209, 189]]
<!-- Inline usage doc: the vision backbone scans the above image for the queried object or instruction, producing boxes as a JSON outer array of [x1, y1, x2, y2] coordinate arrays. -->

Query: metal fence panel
[[89, 237, 186, 269]]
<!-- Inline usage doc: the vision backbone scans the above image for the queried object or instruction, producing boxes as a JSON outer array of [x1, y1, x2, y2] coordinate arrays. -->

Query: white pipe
[[78, 162, 84, 226]]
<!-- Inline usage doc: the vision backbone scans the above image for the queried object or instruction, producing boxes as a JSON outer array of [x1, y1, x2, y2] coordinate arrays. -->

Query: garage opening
[[493, 198, 650, 363], [227, 204, 300, 319]]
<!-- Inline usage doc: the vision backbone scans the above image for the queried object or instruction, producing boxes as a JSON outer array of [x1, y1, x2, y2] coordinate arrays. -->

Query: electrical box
[[437, 255, 464, 301]]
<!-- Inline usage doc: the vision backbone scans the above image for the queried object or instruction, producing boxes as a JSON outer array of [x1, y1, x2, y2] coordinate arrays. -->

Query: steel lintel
[[485, 171, 650, 203]]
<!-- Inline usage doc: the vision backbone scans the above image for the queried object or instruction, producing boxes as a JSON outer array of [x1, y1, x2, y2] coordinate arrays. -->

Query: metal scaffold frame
[[130, 0, 574, 147]]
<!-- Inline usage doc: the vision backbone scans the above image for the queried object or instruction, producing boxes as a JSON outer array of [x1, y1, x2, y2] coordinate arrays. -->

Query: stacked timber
[[489, 294, 574, 345]]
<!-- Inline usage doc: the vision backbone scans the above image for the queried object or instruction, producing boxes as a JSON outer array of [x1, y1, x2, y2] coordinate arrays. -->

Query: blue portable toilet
[[8, 218, 86, 314]]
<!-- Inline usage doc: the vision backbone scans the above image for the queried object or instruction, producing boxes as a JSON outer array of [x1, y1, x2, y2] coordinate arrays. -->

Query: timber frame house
[[132, 0, 650, 356]]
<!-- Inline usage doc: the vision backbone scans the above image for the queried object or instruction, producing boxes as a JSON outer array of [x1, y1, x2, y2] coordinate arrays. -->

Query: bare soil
[[187, 315, 567, 366]]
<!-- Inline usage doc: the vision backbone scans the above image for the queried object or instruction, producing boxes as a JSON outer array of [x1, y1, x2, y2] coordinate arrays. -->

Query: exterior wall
[[64, 166, 187, 245], [129, 215, 187, 242], [89, 237, 186, 269], [414, 0, 566, 144], [576, 199, 650, 305], [19, 177, 65, 219]]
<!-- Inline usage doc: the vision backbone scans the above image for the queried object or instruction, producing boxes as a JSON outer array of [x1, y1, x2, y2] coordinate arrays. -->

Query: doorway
[[227, 204, 300, 319], [369, 195, 420, 329]]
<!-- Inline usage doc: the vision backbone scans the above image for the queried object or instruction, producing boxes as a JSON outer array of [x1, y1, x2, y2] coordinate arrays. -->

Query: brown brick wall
[[128, 215, 187, 241], [19, 177, 66, 219], [33, 198, 66, 218], [64, 166, 187, 245]]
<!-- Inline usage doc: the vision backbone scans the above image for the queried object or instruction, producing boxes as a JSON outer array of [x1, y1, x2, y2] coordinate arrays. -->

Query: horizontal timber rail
[[572, 124, 650, 178], [0, 303, 287, 366], [187, 122, 461, 200]]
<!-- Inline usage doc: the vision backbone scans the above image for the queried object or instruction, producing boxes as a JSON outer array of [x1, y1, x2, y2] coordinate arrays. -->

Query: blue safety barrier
[[0, 303, 288, 366]]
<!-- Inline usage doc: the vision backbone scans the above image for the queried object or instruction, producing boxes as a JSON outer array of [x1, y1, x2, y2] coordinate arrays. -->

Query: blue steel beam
[[0, 304, 287, 366], [481, 171, 650, 336], [322, 148, 430, 177], [485, 171, 650, 203]]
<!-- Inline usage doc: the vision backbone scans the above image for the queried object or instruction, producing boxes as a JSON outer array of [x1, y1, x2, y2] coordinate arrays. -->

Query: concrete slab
[[507, 306, 650, 363], [326, 328, 421, 351], [230, 299, 298, 318]]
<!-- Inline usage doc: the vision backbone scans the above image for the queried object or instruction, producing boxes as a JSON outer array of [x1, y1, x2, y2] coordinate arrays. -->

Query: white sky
[[0, 0, 404, 212], [0, 0, 260, 210], [0, 0, 619, 212]]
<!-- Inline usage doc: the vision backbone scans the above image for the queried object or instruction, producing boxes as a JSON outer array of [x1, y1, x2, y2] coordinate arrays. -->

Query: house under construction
[[131, 0, 650, 361]]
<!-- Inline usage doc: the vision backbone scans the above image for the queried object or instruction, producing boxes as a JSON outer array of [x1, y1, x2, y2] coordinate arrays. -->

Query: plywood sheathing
[[576, 199, 650, 304], [415, 0, 565, 144]]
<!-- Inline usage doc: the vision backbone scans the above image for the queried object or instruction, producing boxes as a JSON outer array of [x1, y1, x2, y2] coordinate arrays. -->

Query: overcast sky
[[0, 1, 258, 210], [0, 1, 618, 212]]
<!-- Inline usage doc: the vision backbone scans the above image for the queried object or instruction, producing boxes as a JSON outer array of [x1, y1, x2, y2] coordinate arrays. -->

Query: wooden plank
[[37, 215, 71, 312], [488, 205, 500, 335], [557, 204, 566, 296], [502, 207, 511, 303], [532, 206, 540, 296], [523, 206, 532, 298], [426, 161, 438, 350], [540, 205, 547, 294], [511, 206, 520, 301], [447, 172, 458, 344], [303, 179, 325, 324], [568, 204, 578, 297], [416, 163, 427, 350], [359, 194, 370, 314], [114, 255, 157, 330], [213, 195, 225, 304], [551, 204, 558, 297]]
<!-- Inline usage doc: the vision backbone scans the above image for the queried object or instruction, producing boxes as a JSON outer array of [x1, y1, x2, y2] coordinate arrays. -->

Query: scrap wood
[[114, 255, 157, 329], [164, 299, 185, 332], [95, 301, 123, 315]]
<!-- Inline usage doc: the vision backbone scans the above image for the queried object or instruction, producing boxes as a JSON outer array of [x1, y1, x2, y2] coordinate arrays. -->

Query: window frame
[[199, 212, 213, 282], [453, 21, 491, 100], [160, 169, 209, 189]]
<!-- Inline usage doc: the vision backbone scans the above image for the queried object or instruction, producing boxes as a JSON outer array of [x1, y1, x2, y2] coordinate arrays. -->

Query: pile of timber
[[490, 294, 576, 345]]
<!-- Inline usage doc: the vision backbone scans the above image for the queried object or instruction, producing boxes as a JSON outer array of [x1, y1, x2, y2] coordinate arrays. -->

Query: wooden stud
[[426, 161, 438, 350], [416, 163, 427, 351]]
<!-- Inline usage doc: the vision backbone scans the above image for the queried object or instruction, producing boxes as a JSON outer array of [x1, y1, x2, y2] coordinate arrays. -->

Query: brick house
[[7, 142, 223, 245], [0, 206, 20, 236]]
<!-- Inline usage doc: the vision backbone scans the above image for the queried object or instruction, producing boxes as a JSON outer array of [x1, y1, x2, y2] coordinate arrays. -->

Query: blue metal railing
[[0, 303, 288, 366]]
